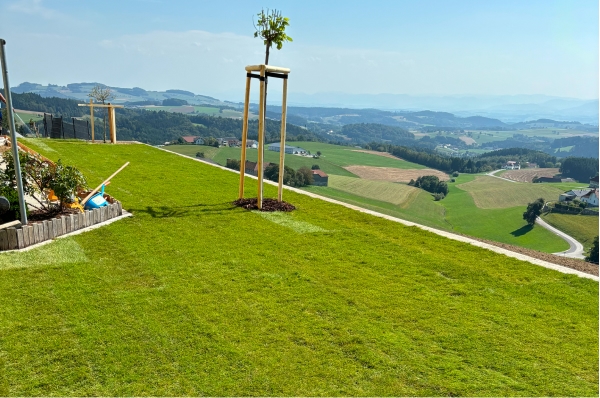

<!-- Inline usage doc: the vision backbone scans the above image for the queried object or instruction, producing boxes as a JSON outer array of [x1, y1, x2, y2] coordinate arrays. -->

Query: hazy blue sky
[[2, 0, 598, 100]]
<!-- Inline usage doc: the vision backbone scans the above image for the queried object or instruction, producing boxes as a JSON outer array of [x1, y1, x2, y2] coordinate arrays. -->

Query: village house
[[246, 139, 258, 148], [181, 136, 197, 144], [503, 161, 520, 170], [244, 160, 272, 177], [194, 137, 204, 145], [311, 169, 329, 186], [267, 143, 307, 155], [217, 137, 240, 147], [559, 188, 598, 205], [581, 189, 599, 207]]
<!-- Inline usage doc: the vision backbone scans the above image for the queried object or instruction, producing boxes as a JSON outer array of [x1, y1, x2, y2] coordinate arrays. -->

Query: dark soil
[[27, 207, 82, 223], [462, 233, 599, 276], [233, 198, 296, 212]]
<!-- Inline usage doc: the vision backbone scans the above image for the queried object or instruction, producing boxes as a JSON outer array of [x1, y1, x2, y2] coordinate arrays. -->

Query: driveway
[[536, 216, 586, 259]]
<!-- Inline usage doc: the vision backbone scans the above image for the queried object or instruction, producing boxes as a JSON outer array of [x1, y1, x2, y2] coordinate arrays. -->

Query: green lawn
[[1, 138, 597, 396], [542, 213, 599, 251]]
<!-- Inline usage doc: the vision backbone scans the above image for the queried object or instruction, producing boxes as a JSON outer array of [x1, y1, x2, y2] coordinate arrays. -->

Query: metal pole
[[0, 39, 28, 225]]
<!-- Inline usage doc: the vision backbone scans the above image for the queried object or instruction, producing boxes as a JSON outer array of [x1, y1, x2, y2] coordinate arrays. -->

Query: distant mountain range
[[8, 81, 599, 127]]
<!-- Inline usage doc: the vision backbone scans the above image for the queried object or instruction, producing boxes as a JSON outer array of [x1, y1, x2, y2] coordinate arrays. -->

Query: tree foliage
[[585, 236, 599, 264], [523, 198, 545, 226], [560, 157, 599, 182], [264, 163, 313, 187], [408, 175, 449, 198], [254, 9, 293, 63]]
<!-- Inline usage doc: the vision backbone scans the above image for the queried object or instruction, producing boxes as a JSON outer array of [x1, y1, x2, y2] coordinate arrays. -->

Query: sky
[[1, 0, 598, 101]]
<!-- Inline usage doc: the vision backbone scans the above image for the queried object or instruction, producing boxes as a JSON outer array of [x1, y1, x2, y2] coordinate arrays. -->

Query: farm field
[[141, 105, 250, 118], [327, 175, 420, 206], [457, 176, 565, 209], [463, 128, 598, 146], [501, 168, 559, 182], [3, 138, 596, 396], [542, 213, 599, 251], [345, 165, 449, 182], [308, 174, 570, 253]]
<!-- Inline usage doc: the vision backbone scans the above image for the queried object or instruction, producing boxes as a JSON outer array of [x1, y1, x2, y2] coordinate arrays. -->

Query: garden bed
[[0, 193, 124, 251]]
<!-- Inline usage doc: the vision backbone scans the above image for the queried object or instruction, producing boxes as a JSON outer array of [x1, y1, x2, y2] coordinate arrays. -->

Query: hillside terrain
[[1, 138, 597, 396], [167, 141, 593, 254]]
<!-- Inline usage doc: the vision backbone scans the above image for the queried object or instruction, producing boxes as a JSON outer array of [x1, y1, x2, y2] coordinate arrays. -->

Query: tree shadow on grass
[[510, 224, 533, 237], [130, 202, 238, 219]]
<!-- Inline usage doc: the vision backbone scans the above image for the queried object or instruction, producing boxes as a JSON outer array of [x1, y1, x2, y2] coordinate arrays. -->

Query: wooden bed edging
[[0, 200, 123, 251]]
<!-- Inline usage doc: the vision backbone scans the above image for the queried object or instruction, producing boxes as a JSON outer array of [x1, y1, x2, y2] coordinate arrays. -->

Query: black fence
[[43, 113, 90, 140]]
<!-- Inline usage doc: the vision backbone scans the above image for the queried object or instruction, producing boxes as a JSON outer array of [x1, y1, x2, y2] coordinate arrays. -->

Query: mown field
[[166, 141, 425, 177], [1, 138, 596, 396], [457, 176, 565, 209], [327, 175, 420, 206], [542, 213, 599, 251], [308, 174, 570, 253]]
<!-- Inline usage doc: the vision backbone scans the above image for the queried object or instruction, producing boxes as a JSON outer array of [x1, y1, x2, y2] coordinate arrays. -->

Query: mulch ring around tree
[[233, 198, 296, 212]]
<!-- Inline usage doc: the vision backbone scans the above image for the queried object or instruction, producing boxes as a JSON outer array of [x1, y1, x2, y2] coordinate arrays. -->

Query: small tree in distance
[[523, 198, 545, 226], [88, 85, 114, 143]]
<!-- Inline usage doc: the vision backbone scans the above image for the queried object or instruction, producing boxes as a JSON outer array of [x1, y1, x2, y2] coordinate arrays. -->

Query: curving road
[[486, 169, 517, 183], [536, 216, 586, 259]]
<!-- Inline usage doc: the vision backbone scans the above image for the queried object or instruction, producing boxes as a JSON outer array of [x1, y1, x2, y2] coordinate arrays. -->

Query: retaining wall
[[0, 198, 123, 251]]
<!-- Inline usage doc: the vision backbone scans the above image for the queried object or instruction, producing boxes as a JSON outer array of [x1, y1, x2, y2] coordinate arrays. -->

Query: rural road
[[487, 169, 516, 183], [536, 216, 586, 259]]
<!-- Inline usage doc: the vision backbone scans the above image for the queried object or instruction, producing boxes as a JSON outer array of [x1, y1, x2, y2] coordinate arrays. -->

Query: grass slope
[[542, 213, 599, 251], [327, 175, 420, 206], [457, 176, 565, 209], [0, 138, 596, 396]]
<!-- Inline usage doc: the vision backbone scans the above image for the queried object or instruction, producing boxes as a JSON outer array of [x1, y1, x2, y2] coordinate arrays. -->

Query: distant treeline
[[559, 157, 599, 182], [368, 144, 560, 174], [10, 92, 86, 118]]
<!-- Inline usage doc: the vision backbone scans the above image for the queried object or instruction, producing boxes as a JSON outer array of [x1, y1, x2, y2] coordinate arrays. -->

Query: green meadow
[[542, 213, 599, 251], [0, 138, 596, 396]]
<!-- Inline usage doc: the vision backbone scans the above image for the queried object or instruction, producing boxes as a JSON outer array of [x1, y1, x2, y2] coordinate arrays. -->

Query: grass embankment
[[1, 138, 596, 396], [542, 213, 599, 251]]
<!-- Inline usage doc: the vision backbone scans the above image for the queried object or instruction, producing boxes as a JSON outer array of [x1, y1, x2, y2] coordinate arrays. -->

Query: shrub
[[311, 164, 320, 170], [433, 192, 445, 201], [452, 171, 459, 177], [226, 158, 240, 171], [196, 152, 205, 158], [585, 236, 599, 264]]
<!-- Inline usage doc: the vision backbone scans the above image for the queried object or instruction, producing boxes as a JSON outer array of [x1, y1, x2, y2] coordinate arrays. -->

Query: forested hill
[[8, 92, 321, 145]]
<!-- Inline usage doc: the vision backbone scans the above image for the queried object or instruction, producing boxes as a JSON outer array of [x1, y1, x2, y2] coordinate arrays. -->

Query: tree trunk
[[103, 102, 107, 143], [263, 45, 270, 164]]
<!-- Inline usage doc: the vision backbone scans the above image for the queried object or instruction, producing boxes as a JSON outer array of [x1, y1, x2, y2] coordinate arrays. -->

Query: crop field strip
[[327, 175, 420, 206], [2, 138, 595, 396], [457, 176, 566, 209], [502, 168, 560, 182], [344, 165, 449, 183]]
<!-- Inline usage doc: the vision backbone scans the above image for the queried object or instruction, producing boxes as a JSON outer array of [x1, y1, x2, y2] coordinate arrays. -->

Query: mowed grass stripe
[[328, 175, 420, 206], [1, 138, 596, 396], [457, 176, 565, 209]]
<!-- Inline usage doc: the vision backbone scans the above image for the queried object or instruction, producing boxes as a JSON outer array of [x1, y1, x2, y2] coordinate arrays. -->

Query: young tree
[[523, 198, 545, 226], [254, 9, 293, 117], [88, 85, 114, 143], [585, 236, 599, 264]]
